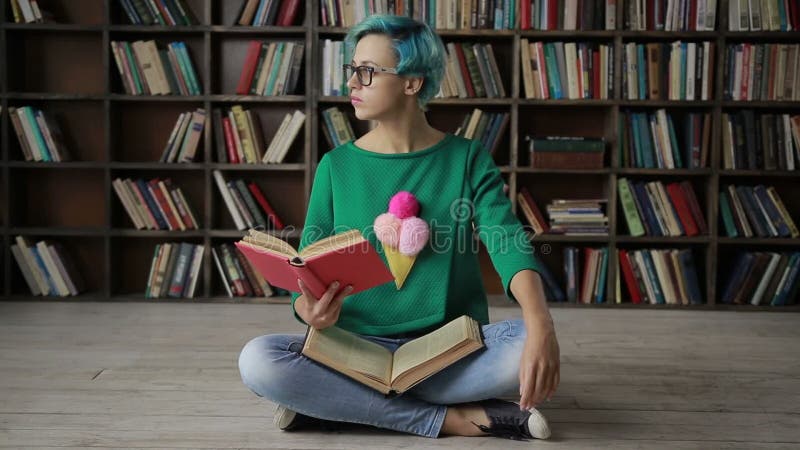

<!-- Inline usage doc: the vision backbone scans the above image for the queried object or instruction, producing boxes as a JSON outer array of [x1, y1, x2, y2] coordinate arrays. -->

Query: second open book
[[302, 315, 484, 395]]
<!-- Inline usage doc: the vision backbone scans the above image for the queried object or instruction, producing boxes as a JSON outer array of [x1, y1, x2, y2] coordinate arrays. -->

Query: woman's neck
[[370, 108, 444, 154]]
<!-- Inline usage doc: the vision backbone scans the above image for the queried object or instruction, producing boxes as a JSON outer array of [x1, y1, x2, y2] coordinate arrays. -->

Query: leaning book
[[302, 315, 484, 395]]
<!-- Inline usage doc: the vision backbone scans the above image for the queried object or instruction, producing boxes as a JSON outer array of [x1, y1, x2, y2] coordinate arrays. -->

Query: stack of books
[[211, 107, 304, 164], [626, 0, 718, 31], [235, 40, 305, 96], [145, 242, 204, 299], [8, 106, 71, 162], [623, 41, 715, 101], [213, 170, 285, 231], [719, 185, 799, 238], [728, 2, 799, 31], [525, 135, 605, 169], [11, 236, 85, 297], [118, 0, 198, 25], [546, 199, 609, 236], [8, 0, 50, 23], [522, 0, 617, 30], [723, 43, 799, 101], [113, 178, 200, 231], [111, 40, 201, 95], [160, 109, 207, 163]]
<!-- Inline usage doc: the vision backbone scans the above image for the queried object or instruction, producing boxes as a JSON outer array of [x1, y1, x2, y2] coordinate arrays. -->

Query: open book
[[234, 228, 394, 299], [302, 315, 484, 395]]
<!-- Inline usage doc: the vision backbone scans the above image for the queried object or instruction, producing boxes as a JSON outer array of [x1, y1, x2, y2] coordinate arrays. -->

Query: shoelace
[[471, 415, 531, 441]]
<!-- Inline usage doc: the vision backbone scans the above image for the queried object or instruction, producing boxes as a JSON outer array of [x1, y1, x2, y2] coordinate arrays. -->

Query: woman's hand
[[294, 279, 352, 330], [519, 319, 560, 410]]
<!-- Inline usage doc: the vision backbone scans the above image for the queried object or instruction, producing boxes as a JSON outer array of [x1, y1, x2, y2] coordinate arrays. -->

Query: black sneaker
[[472, 399, 551, 441], [273, 405, 339, 432]]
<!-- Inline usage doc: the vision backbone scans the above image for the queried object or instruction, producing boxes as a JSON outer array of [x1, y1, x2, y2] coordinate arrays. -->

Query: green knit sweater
[[290, 132, 542, 336]]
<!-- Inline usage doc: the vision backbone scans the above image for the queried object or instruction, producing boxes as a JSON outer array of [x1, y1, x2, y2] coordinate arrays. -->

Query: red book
[[666, 182, 699, 236], [618, 249, 643, 304], [236, 40, 262, 95], [453, 44, 475, 97], [247, 182, 285, 230], [276, 0, 301, 26], [547, 0, 557, 29], [520, 0, 530, 29], [520, 187, 550, 233], [147, 179, 182, 231], [679, 181, 708, 234], [235, 229, 395, 300], [222, 116, 239, 164]]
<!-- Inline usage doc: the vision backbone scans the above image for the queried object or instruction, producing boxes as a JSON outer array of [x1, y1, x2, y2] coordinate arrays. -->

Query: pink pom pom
[[398, 217, 430, 256], [388, 191, 420, 219], [373, 213, 402, 248]]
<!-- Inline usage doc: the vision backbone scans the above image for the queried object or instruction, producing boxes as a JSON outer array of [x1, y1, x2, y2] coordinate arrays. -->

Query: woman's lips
[[350, 97, 362, 105]]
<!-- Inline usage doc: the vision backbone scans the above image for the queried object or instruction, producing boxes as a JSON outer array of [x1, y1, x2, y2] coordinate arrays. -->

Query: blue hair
[[344, 14, 446, 112]]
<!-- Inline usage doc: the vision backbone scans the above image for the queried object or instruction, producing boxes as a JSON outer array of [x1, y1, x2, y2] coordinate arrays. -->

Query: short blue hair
[[345, 14, 446, 112]]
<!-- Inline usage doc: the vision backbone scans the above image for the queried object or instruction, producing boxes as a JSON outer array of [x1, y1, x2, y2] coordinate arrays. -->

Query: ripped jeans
[[238, 318, 527, 438]]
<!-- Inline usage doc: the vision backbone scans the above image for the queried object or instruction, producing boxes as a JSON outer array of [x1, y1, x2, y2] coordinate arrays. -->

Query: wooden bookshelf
[[2, 0, 798, 309]]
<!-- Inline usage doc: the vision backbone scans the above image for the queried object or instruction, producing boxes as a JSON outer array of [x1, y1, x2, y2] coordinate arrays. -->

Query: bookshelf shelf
[[2, 0, 798, 307]]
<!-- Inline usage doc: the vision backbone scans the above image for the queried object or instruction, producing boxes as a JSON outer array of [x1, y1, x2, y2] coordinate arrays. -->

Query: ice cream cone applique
[[373, 191, 430, 289]]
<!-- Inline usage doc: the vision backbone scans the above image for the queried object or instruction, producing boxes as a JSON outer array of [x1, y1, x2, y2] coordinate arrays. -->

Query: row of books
[[623, 41, 715, 101], [618, 247, 703, 305], [111, 40, 202, 96], [618, 178, 707, 237], [8, 106, 71, 162], [722, 251, 800, 306], [453, 109, 510, 156], [320, 0, 520, 29], [620, 110, 711, 169], [722, 112, 799, 170], [520, 0, 617, 30], [118, 0, 198, 26], [213, 170, 285, 231], [625, 0, 718, 31], [213, 242, 290, 298], [728, 0, 798, 31], [145, 242, 204, 298], [719, 184, 799, 239], [211, 106, 305, 164], [8, 0, 49, 23], [113, 177, 200, 231], [441, 42, 507, 99], [321, 106, 356, 148], [567, 246, 609, 303], [521, 40, 614, 100], [724, 43, 799, 102], [236, 40, 305, 96], [11, 236, 85, 297], [160, 108, 206, 163], [234, 0, 302, 26]]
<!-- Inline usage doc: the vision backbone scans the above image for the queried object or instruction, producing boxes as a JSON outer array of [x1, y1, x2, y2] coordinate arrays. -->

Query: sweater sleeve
[[290, 154, 335, 322], [468, 139, 543, 303]]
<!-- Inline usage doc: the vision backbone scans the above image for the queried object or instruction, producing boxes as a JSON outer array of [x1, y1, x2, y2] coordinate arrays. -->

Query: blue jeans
[[238, 318, 527, 438]]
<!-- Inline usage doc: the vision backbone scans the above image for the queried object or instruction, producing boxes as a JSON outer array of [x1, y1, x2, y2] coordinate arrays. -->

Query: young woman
[[238, 14, 560, 441]]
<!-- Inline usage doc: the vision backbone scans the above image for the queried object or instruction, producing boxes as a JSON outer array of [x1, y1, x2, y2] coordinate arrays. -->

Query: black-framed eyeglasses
[[342, 63, 399, 87]]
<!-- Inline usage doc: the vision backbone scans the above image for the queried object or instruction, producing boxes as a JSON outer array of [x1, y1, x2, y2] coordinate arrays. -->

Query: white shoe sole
[[273, 405, 297, 430], [526, 407, 551, 440]]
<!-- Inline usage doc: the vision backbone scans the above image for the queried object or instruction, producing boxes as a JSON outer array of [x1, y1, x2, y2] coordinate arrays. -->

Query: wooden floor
[[1, 300, 799, 449]]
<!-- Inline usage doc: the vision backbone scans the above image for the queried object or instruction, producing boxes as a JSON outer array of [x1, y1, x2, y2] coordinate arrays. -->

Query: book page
[[300, 229, 364, 259], [390, 316, 471, 382], [243, 229, 298, 258], [305, 326, 392, 384]]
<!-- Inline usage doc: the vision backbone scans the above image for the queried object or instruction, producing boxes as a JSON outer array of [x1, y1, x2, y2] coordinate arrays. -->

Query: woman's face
[[347, 33, 416, 121]]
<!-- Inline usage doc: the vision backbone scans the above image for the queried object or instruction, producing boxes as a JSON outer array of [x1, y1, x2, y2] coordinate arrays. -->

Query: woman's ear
[[404, 77, 424, 95]]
